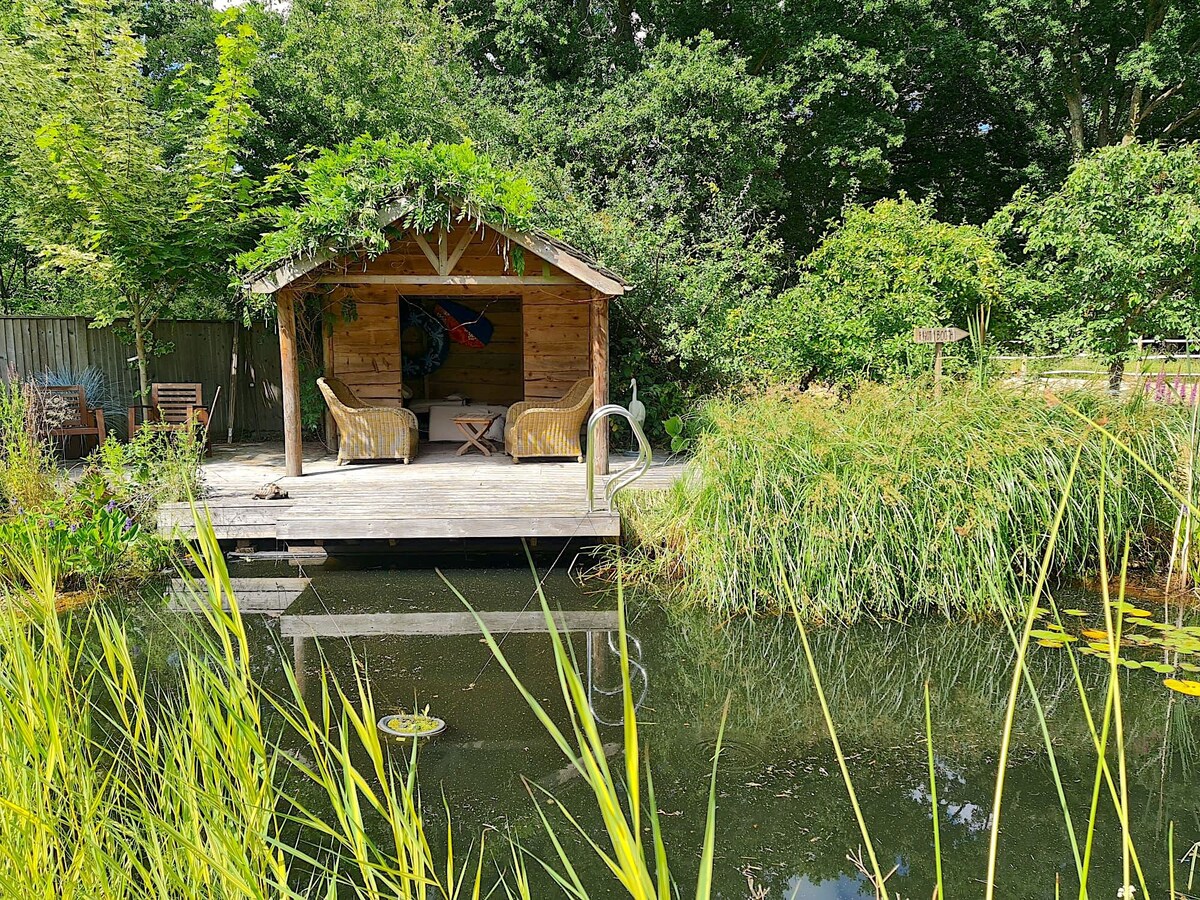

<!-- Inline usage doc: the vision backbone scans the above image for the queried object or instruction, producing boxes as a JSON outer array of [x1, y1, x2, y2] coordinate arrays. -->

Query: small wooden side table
[[453, 414, 500, 457]]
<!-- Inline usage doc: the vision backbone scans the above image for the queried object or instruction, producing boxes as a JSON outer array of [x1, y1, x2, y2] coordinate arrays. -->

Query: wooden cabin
[[245, 205, 629, 477]]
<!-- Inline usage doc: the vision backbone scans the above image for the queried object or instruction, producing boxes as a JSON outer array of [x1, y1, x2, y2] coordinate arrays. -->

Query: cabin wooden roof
[[244, 199, 629, 297]]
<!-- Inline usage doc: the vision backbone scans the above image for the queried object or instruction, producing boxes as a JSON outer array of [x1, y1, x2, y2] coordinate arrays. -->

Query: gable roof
[[243, 200, 629, 296]]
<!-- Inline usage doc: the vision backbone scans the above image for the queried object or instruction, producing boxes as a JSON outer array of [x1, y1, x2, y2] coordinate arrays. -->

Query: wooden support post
[[278, 288, 304, 477], [590, 294, 610, 475], [226, 317, 240, 445], [933, 341, 944, 397]]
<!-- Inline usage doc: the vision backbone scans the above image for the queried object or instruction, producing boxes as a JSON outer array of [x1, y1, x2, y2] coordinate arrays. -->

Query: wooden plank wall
[[329, 288, 595, 405], [327, 289, 404, 405], [522, 288, 593, 401], [0, 316, 283, 438], [323, 222, 601, 406]]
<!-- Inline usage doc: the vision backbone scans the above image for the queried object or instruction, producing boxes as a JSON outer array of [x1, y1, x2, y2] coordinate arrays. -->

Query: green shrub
[[740, 196, 1011, 386], [0, 381, 61, 511], [620, 383, 1186, 620], [0, 496, 168, 591], [0, 380, 195, 590], [86, 423, 203, 515], [995, 142, 1200, 384]]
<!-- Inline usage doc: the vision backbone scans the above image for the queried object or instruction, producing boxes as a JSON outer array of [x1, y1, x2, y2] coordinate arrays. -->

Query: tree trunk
[[1065, 8, 1086, 159], [132, 298, 150, 400], [1108, 358, 1125, 393], [1066, 87, 1086, 159]]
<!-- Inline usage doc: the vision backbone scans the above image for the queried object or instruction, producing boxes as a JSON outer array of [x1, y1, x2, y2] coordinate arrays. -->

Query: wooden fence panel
[[0, 316, 283, 439]]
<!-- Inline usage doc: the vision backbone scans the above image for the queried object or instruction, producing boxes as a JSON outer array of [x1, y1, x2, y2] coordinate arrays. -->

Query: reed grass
[[0, 510, 468, 899], [620, 382, 1187, 620], [443, 554, 727, 900], [765, 399, 1183, 898]]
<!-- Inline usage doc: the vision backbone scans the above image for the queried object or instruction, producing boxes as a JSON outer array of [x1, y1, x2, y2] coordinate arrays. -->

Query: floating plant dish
[[378, 712, 447, 739]]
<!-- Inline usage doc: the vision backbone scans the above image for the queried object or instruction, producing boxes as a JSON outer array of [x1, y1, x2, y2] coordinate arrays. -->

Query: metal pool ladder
[[585, 404, 653, 512]]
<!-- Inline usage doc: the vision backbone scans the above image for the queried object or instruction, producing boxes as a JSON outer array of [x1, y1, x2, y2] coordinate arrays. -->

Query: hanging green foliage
[[238, 137, 539, 280]]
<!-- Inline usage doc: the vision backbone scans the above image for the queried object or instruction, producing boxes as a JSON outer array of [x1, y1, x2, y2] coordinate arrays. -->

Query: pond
[[155, 553, 1200, 899]]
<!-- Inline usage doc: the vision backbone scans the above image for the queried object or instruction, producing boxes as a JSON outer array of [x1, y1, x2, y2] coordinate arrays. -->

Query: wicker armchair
[[504, 377, 594, 463], [318, 377, 419, 465]]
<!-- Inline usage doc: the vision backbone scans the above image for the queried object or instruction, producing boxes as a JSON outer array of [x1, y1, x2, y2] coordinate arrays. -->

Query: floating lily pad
[[1081, 629, 1110, 641], [1119, 658, 1143, 670], [1062, 609, 1090, 617], [1163, 679, 1200, 697], [1031, 629, 1075, 642], [1145, 661, 1176, 675]]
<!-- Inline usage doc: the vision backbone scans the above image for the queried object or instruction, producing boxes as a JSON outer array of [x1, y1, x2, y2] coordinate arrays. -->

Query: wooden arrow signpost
[[913, 326, 970, 395]]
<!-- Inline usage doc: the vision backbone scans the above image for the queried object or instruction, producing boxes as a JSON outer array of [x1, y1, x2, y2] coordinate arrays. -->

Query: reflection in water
[[152, 562, 1200, 899], [586, 629, 649, 725], [783, 873, 873, 900]]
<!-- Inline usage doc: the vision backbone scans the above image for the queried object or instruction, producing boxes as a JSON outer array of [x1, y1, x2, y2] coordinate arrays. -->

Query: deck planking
[[158, 441, 683, 542], [279, 610, 620, 639]]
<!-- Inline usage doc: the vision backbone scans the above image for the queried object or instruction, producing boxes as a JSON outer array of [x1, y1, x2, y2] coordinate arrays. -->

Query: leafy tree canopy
[[997, 141, 1200, 381], [244, 0, 488, 170], [0, 0, 264, 394]]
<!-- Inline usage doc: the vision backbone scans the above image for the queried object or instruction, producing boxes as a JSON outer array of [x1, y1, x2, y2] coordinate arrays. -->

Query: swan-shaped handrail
[[585, 404, 652, 512]]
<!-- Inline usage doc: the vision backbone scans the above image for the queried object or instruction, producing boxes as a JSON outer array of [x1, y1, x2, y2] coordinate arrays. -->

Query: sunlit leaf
[[1163, 679, 1200, 697]]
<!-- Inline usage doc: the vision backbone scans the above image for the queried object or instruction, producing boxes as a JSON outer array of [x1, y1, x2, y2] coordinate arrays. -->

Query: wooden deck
[[158, 441, 682, 542]]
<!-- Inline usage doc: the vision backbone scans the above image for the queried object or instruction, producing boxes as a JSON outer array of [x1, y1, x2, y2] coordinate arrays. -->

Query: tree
[[244, 0, 487, 168], [746, 196, 1010, 384], [999, 141, 1200, 388], [515, 33, 787, 417], [0, 0, 261, 398], [961, 0, 1200, 160]]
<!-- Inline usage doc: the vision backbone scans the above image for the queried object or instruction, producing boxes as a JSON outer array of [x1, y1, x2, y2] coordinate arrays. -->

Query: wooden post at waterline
[[913, 326, 969, 396], [277, 288, 304, 477], [590, 294, 610, 475]]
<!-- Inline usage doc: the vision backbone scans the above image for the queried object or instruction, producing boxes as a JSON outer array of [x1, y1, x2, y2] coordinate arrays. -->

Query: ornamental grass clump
[[620, 383, 1186, 620]]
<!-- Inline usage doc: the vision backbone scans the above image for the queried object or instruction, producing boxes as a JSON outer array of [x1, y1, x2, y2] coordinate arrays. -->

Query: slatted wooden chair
[[128, 382, 213, 456], [41, 385, 106, 457]]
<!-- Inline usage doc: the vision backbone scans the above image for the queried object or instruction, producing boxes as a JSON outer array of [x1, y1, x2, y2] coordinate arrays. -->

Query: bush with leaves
[[742, 196, 1012, 386], [0, 494, 168, 591], [514, 32, 788, 433], [86, 425, 203, 518], [0, 381, 61, 512]]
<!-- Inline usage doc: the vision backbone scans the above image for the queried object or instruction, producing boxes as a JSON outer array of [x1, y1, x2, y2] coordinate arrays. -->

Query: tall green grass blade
[[994, 588, 1084, 889], [1170, 822, 1176, 900], [985, 436, 1087, 900], [779, 544, 889, 897], [446, 542, 714, 900], [695, 695, 729, 900], [924, 681, 944, 900]]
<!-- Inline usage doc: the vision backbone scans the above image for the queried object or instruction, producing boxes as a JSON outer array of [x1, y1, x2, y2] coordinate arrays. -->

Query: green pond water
[[150, 554, 1200, 899]]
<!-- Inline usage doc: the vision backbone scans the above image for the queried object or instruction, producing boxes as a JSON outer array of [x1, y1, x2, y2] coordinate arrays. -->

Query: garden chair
[[128, 382, 213, 456], [40, 385, 106, 457], [504, 377, 594, 463], [318, 377, 419, 465]]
